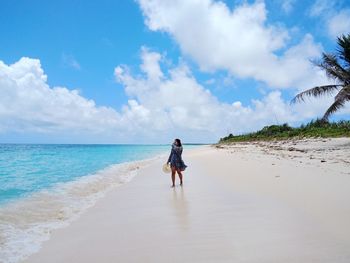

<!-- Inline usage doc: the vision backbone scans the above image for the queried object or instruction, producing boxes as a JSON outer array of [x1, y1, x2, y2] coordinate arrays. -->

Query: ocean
[[0, 144, 181, 262]]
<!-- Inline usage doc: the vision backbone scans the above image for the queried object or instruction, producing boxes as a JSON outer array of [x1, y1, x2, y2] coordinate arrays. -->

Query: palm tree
[[291, 33, 350, 121]]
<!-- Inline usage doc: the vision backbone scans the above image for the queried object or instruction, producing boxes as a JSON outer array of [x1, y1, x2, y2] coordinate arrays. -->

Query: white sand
[[24, 139, 350, 262]]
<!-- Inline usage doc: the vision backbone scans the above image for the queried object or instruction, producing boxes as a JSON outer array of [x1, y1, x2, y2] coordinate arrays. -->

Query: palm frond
[[317, 53, 350, 84], [323, 85, 350, 120], [335, 85, 350, 101], [322, 100, 346, 120], [291, 85, 342, 104], [294, 34, 350, 119], [337, 34, 350, 69]]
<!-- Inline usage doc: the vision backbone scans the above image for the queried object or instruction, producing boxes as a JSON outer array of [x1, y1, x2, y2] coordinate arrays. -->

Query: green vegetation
[[292, 33, 350, 120], [219, 120, 350, 143]]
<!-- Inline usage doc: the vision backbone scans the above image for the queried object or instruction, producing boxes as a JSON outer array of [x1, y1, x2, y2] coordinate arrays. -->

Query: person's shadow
[[171, 187, 190, 231]]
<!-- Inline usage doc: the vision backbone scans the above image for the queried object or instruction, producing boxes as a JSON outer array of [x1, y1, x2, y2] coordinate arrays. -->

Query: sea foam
[[0, 156, 162, 263]]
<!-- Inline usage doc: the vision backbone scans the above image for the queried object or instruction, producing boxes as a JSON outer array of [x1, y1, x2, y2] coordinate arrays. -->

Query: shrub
[[219, 120, 350, 143]]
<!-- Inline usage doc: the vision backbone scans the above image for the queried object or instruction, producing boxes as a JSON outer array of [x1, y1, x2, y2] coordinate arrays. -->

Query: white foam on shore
[[0, 155, 164, 263]]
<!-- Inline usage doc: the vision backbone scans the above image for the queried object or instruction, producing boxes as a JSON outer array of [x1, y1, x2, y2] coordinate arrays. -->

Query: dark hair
[[175, 138, 182, 147]]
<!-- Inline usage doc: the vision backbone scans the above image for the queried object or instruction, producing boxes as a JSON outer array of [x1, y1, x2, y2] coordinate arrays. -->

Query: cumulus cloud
[[1, 54, 347, 143], [0, 57, 120, 136], [137, 0, 329, 89], [114, 48, 346, 140]]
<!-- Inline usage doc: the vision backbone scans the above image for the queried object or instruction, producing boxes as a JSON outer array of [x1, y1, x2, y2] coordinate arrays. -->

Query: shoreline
[[0, 151, 171, 263], [21, 138, 350, 262]]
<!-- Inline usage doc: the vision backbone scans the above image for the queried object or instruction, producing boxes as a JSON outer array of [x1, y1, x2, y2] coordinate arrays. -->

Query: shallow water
[[0, 144, 189, 263], [0, 144, 172, 205]]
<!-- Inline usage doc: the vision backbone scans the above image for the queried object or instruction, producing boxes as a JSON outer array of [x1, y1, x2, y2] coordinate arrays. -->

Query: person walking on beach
[[168, 139, 187, 187]]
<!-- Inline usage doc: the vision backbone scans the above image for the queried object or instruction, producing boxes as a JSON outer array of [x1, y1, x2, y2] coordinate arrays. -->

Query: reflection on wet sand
[[171, 187, 189, 231]]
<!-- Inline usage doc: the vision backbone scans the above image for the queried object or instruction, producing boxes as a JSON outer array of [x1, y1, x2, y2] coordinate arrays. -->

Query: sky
[[0, 0, 349, 144]]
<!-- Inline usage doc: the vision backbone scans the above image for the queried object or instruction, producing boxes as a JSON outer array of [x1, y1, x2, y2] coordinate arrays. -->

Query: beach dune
[[25, 139, 350, 262]]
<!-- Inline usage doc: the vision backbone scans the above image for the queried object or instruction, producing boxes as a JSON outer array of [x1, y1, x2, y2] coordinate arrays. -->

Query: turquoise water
[[0, 144, 171, 205], [0, 143, 200, 262]]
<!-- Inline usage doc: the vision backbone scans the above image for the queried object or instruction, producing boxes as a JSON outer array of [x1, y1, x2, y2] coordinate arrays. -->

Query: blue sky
[[0, 0, 349, 143]]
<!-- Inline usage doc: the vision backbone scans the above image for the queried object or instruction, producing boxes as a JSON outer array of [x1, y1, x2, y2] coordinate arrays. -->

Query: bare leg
[[171, 167, 176, 187], [177, 169, 183, 186]]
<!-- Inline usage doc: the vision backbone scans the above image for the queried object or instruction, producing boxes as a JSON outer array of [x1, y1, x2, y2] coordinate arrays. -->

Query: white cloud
[[327, 9, 350, 38], [137, 0, 328, 89], [114, 48, 347, 139], [62, 53, 81, 70], [0, 57, 120, 137], [309, 1, 349, 39], [1, 54, 347, 143]]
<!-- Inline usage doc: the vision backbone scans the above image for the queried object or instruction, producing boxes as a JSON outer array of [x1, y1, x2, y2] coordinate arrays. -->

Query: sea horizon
[[0, 142, 211, 146]]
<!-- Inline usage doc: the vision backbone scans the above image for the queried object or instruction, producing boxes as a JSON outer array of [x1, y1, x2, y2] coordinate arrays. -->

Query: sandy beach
[[24, 138, 350, 263]]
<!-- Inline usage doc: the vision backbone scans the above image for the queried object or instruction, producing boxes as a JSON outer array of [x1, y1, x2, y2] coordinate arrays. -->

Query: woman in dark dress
[[167, 138, 187, 187]]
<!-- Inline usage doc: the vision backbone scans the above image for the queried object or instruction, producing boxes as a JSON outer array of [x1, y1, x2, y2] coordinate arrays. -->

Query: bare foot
[[180, 181, 183, 186], [171, 185, 175, 188]]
